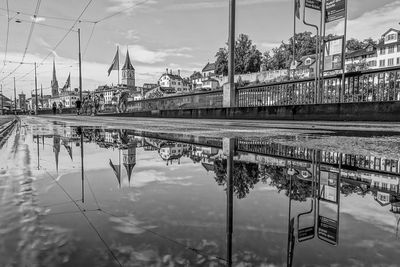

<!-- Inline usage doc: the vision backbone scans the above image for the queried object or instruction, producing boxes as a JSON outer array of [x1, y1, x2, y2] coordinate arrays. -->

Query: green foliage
[[215, 34, 262, 76]]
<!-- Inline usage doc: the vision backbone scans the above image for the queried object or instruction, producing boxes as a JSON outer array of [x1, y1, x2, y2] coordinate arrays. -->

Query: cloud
[[126, 29, 140, 41], [126, 45, 192, 64], [168, 0, 285, 10], [107, 0, 158, 14], [31, 16, 46, 22], [331, 1, 400, 40]]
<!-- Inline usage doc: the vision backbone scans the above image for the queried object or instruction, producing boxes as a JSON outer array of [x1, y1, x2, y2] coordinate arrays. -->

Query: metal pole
[[228, 0, 236, 104], [80, 131, 84, 203], [78, 28, 83, 101], [341, 0, 348, 103], [13, 77, 16, 114], [35, 62, 38, 115]]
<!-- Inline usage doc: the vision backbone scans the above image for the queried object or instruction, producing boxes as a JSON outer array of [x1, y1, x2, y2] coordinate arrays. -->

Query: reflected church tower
[[123, 141, 137, 184]]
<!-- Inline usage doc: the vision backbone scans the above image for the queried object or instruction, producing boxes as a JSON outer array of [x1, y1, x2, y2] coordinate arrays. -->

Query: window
[[368, 60, 377, 67], [387, 34, 397, 41], [366, 46, 373, 52], [380, 48, 386, 55], [388, 45, 395, 54], [374, 181, 380, 188], [390, 184, 397, 192], [388, 58, 395, 66], [397, 58, 400, 65], [379, 60, 385, 67], [382, 183, 388, 190]]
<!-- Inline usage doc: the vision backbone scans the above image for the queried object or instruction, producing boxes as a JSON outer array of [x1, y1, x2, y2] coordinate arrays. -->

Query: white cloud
[[331, 1, 400, 40], [31, 16, 45, 22], [126, 45, 192, 64], [168, 0, 286, 10], [107, 0, 158, 14]]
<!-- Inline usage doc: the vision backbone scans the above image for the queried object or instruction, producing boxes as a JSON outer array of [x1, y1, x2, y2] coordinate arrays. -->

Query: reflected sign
[[305, 0, 322, 11], [325, 0, 346, 23], [318, 215, 338, 244], [298, 226, 315, 241]]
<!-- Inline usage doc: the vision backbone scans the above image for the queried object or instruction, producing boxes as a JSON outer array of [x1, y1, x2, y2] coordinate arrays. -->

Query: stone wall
[[100, 101, 400, 122], [126, 90, 223, 112]]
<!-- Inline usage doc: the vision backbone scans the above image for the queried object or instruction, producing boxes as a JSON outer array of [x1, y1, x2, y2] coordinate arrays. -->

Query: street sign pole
[[13, 77, 16, 114], [78, 28, 83, 102], [0, 84, 3, 115]]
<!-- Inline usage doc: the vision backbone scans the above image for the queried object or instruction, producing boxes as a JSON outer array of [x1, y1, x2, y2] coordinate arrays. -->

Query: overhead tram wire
[[0, 0, 42, 82], [95, 0, 151, 23], [0, 0, 11, 75], [9, 0, 94, 83], [83, 22, 97, 57], [0, 7, 96, 24]]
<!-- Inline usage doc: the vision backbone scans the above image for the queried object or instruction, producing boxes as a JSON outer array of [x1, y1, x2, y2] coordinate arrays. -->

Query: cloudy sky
[[0, 0, 399, 98]]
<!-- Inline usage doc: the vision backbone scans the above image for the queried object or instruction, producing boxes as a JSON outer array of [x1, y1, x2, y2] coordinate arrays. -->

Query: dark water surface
[[1, 118, 400, 266]]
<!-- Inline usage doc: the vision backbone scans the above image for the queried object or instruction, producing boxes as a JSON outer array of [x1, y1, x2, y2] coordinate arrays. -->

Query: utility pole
[[223, 0, 236, 108], [78, 28, 83, 101], [35, 62, 38, 115], [13, 77, 16, 114]]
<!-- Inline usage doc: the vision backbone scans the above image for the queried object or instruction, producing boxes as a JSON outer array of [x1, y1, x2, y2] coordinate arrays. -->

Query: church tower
[[51, 59, 59, 97], [123, 141, 137, 185], [121, 50, 135, 90]]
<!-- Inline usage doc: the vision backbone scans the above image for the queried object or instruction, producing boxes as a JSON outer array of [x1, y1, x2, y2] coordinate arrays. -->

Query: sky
[[0, 0, 399, 98]]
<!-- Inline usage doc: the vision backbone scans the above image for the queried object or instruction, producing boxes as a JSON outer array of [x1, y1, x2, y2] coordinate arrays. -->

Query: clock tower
[[121, 50, 135, 90]]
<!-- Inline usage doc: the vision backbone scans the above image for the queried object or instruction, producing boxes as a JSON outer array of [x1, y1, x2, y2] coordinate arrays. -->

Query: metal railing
[[237, 66, 400, 107]]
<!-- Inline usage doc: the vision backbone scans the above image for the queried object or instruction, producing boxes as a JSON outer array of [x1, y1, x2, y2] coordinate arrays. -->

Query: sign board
[[305, 0, 322, 11], [298, 226, 315, 241], [323, 37, 344, 72], [325, 0, 346, 23], [318, 215, 338, 244]]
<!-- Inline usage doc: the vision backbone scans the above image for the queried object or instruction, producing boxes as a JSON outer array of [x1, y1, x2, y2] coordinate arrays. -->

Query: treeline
[[215, 33, 378, 76]]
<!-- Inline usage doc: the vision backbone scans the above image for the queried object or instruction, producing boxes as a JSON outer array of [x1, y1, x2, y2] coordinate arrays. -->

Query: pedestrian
[[82, 97, 88, 115], [58, 102, 63, 114], [99, 94, 105, 113], [52, 102, 57, 115], [87, 95, 94, 116], [75, 98, 82, 115], [94, 95, 99, 115]]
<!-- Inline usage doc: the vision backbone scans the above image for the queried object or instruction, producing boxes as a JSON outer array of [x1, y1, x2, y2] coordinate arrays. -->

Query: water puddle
[[1, 118, 400, 266]]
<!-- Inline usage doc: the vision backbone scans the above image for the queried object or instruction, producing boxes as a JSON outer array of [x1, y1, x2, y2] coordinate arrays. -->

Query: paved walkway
[[32, 114, 400, 136]]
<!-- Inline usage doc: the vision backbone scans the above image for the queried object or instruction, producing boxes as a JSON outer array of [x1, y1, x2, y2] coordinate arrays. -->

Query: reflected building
[[123, 141, 137, 184], [53, 135, 60, 173]]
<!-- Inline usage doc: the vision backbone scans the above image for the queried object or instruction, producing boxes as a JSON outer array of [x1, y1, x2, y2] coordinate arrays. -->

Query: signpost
[[323, 37, 345, 72], [318, 215, 338, 244], [325, 0, 346, 23]]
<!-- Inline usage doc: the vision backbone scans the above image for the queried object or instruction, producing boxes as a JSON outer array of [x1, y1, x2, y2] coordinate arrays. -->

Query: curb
[[0, 118, 18, 140]]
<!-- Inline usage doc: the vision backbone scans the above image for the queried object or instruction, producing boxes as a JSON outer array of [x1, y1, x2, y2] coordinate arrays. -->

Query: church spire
[[122, 50, 134, 70], [51, 58, 59, 97]]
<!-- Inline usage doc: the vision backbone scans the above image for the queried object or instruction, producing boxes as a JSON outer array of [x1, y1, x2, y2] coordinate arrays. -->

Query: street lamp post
[[78, 28, 82, 101], [35, 62, 38, 115], [13, 77, 16, 114]]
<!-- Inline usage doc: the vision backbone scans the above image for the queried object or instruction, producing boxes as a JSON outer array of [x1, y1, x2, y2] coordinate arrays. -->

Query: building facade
[[158, 69, 189, 93]]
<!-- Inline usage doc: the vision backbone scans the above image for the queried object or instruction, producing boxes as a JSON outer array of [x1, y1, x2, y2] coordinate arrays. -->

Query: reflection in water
[[4, 122, 400, 266]]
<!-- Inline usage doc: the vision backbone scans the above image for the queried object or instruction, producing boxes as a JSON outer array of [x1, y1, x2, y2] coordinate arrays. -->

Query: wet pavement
[[1, 116, 400, 266]]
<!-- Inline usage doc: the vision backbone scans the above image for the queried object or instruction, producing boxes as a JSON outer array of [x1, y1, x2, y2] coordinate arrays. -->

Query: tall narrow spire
[[51, 58, 59, 97], [122, 50, 134, 70]]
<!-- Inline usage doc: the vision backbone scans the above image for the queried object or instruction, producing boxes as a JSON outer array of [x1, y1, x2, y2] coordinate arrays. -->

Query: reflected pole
[[223, 138, 235, 266], [0, 84, 3, 115], [37, 135, 40, 170], [80, 131, 85, 203]]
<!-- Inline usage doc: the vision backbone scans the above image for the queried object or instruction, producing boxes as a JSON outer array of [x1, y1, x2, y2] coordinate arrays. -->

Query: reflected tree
[[264, 165, 313, 202], [214, 159, 260, 199]]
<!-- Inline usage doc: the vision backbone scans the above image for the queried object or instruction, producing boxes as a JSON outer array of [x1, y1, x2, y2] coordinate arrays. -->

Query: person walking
[[75, 98, 82, 115], [94, 95, 99, 115], [87, 95, 94, 116], [58, 102, 63, 114], [99, 94, 105, 113], [52, 102, 57, 115]]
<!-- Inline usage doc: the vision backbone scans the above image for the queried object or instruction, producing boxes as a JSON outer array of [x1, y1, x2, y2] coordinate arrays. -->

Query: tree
[[215, 48, 228, 76], [214, 34, 262, 76], [262, 31, 317, 70], [346, 38, 365, 51]]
